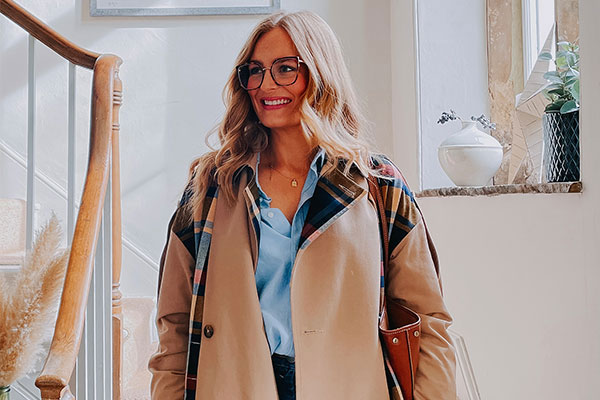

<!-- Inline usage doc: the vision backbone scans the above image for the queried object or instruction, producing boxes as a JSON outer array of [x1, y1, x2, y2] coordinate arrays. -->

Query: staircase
[[0, 197, 156, 400], [0, 0, 125, 398]]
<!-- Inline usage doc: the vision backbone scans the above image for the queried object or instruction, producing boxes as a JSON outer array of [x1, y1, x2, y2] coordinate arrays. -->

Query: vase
[[0, 385, 10, 400], [438, 120, 503, 186], [542, 110, 580, 182]]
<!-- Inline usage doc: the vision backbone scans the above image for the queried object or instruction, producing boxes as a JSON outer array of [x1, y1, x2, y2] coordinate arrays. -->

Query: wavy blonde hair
[[186, 10, 383, 214]]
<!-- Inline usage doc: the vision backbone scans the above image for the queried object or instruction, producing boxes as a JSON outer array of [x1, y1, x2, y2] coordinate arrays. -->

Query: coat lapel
[[222, 153, 369, 266], [186, 181, 219, 398], [242, 168, 261, 270], [299, 162, 366, 250]]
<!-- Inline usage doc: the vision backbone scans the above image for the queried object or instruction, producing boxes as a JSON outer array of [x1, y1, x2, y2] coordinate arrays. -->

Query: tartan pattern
[[299, 168, 363, 250], [184, 184, 219, 400], [371, 155, 427, 399], [243, 176, 262, 250], [173, 154, 423, 399]]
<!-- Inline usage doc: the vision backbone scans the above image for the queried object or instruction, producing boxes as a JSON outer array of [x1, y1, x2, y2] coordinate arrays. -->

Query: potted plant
[[540, 41, 580, 182], [437, 110, 503, 187]]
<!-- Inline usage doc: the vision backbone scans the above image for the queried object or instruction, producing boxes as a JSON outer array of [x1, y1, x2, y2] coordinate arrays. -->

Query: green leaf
[[560, 100, 579, 114], [565, 53, 577, 68], [544, 71, 563, 83], [570, 80, 580, 103], [539, 52, 553, 60], [546, 99, 567, 112], [548, 88, 566, 96], [545, 83, 563, 91], [556, 55, 568, 69], [565, 77, 578, 87], [565, 69, 580, 79], [542, 90, 556, 102], [558, 41, 571, 51]]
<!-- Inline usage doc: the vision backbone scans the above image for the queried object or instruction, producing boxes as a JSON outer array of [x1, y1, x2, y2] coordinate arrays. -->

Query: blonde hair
[[186, 10, 382, 215]]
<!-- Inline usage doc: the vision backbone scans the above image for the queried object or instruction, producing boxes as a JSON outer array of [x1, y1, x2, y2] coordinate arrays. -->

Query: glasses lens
[[272, 57, 299, 86], [238, 62, 263, 90]]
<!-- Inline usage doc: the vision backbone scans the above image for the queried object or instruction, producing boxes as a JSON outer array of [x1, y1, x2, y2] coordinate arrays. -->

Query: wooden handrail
[[1, 1, 124, 398], [35, 54, 122, 399], [0, 0, 98, 69]]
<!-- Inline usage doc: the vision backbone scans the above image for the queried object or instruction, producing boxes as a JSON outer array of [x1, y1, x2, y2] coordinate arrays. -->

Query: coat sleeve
[[380, 164, 457, 399], [148, 206, 195, 400]]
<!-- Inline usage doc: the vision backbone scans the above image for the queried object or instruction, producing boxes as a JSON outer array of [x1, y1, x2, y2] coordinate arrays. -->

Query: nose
[[261, 68, 278, 90]]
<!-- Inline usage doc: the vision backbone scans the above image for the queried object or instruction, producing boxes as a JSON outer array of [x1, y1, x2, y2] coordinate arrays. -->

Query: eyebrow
[[248, 56, 299, 64]]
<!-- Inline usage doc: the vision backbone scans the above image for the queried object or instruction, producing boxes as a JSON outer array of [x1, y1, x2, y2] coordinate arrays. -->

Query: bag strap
[[367, 175, 389, 319], [367, 175, 389, 268]]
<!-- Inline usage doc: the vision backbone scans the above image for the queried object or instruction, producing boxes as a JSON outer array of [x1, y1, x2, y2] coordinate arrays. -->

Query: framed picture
[[448, 329, 482, 400], [90, 0, 280, 17]]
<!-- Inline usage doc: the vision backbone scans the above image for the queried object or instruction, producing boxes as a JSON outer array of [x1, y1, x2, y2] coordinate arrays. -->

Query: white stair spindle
[[26, 34, 36, 250], [68, 62, 76, 244], [104, 174, 114, 399]]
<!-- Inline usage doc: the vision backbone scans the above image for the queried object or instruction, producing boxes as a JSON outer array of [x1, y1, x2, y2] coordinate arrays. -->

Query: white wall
[[415, 0, 490, 190], [0, 0, 392, 297], [392, 0, 600, 399]]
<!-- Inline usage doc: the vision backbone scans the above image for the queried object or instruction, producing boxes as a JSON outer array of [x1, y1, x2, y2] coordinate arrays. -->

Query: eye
[[278, 64, 297, 73], [249, 66, 263, 75]]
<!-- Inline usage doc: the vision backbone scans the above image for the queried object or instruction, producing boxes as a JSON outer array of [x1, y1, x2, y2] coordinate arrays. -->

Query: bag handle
[[367, 175, 389, 267], [367, 175, 389, 319]]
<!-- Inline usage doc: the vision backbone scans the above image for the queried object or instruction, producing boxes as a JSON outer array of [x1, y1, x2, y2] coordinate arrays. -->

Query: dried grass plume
[[0, 214, 69, 386]]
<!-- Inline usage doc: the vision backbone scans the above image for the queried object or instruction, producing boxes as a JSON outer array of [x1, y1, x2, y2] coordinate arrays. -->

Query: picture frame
[[90, 0, 281, 17]]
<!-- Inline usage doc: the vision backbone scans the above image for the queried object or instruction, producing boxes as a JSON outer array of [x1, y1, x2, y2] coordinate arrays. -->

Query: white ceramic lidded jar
[[438, 120, 503, 186]]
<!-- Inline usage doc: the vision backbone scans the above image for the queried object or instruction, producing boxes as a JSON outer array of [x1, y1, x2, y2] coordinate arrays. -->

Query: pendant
[[291, 179, 298, 187]]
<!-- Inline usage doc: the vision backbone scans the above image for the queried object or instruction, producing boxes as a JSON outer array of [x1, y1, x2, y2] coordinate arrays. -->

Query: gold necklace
[[268, 162, 306, 188]]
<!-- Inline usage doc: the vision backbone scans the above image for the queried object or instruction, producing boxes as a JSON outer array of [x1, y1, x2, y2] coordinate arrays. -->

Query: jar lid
[[440, 123, 501, 148]]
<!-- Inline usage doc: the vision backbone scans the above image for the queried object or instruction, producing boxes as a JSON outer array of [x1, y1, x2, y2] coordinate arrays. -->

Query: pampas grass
[[0, 214, 69, 387]]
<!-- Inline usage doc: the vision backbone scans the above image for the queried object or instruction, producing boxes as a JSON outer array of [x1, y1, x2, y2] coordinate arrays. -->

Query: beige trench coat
[[148, 154, 457, 399]]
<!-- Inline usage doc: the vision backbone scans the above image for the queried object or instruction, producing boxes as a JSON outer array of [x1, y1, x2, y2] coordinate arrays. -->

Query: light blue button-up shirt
[[254, 148, 326, 357]]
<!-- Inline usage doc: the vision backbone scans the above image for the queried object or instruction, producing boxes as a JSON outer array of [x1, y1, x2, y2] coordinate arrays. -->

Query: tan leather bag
[[368, 176, 421, 400]]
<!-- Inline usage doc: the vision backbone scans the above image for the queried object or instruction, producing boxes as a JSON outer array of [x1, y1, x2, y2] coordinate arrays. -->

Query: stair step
[[0, 252, 25, 266]]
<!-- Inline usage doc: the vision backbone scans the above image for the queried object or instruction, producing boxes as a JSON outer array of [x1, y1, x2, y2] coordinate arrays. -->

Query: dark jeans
[[272, 353, 296, 400]]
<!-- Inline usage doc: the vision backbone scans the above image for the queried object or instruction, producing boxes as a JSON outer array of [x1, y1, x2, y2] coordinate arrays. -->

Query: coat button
[[204, 325, 214, 338]]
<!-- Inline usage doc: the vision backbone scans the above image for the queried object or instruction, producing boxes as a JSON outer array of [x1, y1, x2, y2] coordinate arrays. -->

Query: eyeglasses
[[236, 56, 305, 91]]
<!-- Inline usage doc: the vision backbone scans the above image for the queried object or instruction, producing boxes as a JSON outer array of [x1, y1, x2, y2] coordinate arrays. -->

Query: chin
[[260, 116, 302, 130], [263, 122, 290, 130]]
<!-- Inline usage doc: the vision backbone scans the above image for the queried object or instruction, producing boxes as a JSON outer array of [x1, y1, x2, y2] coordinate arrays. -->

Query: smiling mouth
[[261, 98, 292, 106]]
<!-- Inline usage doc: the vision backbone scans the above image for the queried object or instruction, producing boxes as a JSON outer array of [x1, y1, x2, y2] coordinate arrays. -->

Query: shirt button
[[204, 325, 214, 338], [267, 211, 274, 218]]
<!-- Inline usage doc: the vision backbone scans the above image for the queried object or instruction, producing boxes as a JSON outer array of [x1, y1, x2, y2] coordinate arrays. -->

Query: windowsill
[[415, 181, 583, 198]]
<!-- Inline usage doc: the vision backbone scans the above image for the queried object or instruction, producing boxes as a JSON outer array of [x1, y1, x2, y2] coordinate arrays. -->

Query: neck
[[264, 126, 316, 174]]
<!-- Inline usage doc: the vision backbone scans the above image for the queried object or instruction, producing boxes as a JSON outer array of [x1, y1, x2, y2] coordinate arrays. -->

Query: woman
[[148, 10, 456, 400]]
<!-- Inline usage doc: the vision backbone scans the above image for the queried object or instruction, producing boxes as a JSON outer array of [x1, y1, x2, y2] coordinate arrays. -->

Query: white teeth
[[263, 99, 291, 106]]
